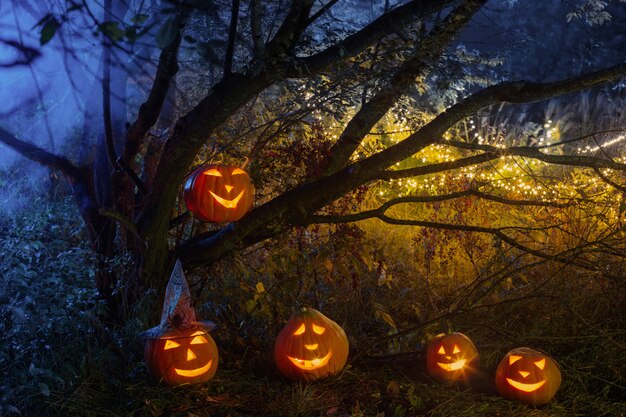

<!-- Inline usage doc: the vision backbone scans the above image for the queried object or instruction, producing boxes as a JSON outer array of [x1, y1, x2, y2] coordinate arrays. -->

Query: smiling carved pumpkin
[[144, 329, 218, 386], [139, 260, 219, 386], [184, 164, 254, 223], [426, 332, 479, 383], [274, 307, 349, 381], [495, 347, 561, 405]]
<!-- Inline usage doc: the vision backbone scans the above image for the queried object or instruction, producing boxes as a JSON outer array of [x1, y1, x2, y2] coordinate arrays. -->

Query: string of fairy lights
[[307, 102, 624, 226], [336, 117, 626, 225]]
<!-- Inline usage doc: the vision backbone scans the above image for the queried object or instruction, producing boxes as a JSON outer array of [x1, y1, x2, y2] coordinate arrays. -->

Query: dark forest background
[[1, 0, 625, 415]]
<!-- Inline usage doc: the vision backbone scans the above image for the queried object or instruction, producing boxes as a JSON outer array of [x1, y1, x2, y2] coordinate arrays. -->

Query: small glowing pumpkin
[[184, 164, 254, 223], [274, 307, 349, 381], [139, 260, 218, 386], [144, 329, 218, 386], [426, 332, 479, 383], [495, 347, 561, 405]]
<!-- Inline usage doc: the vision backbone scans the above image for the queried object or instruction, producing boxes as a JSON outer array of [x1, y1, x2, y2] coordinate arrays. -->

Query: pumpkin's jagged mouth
[[287, 352, 332, 370], [437, 359, 466, 371], [209, 190, 245, 208], [174, 359, 213, 377], [506, 378, 546, 392]]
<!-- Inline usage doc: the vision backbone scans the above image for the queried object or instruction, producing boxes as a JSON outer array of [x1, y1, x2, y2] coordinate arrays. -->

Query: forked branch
[[0, 127, 81, 179]]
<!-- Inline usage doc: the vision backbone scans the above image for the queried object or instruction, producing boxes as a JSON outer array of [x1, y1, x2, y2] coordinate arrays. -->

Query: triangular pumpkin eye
[[312, 324, 325, 335], [164, 340, 181, 350], [231, 168, 247, 175], [438, 346, 446, 355], [452, 344, 461, 354], [509, 354, 522, 365], [191, 336, 208, 344], [204, 169, 223, 177], [294, 323, 306, 335], [534, 358, 546, 370]]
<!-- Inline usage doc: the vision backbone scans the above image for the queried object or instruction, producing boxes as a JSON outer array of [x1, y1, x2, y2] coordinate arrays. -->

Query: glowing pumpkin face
[[144, 329, 218, 386], [274, 308, 349, 381], [184, 165, 254, 223], [495, 347, 561, 405], [426, 332, 479, 383]]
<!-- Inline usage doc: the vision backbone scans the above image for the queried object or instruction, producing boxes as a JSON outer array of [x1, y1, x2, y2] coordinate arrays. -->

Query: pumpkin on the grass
[[144, 328, 218, 386], [425, 332, 479, 383], [139, 260, 218, 386], [495, 347, 561, 405], [274, 307, 349, 381], [184, 164, 254, 223]]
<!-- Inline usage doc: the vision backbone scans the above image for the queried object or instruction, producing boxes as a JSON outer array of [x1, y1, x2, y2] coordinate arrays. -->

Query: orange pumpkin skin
[[144, 329, 218, 386], [426, 332, 479, 383], [495, 347, 561, 405], [274, 308, 349, 382], [184, 165, 254, 223]]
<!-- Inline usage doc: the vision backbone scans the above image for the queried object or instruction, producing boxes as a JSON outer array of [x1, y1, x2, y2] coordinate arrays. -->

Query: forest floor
[[1, 189, 625, 417]]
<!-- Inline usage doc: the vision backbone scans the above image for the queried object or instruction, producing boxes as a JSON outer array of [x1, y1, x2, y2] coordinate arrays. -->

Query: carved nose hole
[[187, 349, 197, 361], [446, 356, 452, 360], [519, 371, 530, 378], [225, 185, 234, 193], [304, 344, 319, 350]]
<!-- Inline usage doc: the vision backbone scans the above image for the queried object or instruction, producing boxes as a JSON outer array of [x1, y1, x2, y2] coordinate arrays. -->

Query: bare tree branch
[[306, 0, 340, 25], [250, 0, 265, 56], [593, 167, 626, 193], [102, 0, 119, 172], [264, 0, 315, 56], [0, 127, 80, 179], [224, 0, 241, 77], [306, 212, 593, 269], [305, 193, 571, 225], [446, 140, 626, 171], [124, 15, 186, 164], [291, 0, 457, 76], [324, 0, 487, 175], [378, 151, 498, 180], [312, 190, 575, 222], [0, 39, 41, 67]]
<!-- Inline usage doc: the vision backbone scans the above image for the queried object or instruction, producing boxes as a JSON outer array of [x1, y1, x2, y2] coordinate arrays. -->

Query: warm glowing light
[[174, 360, 213, 377], [437, 359, 466, 371], [509, 355, 522, 365], [506, 378, 546, 393], [535, 358, 546, 370], [203, 169, 223, 177], [287, 352, 332, 370], [313, 324, 326, 334], [164, 340, 181, 350], [209, 189, 245, 208], [190, 334, 208, 345], [294, 323, 306, 335]]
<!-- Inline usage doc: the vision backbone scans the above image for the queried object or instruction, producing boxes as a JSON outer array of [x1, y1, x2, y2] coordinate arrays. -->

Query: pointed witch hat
[[139, 259, 215, 340]]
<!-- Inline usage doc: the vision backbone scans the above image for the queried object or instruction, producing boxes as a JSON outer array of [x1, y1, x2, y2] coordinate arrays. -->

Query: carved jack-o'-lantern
[[495, 347, 561, 405], [139, 260, 218, 386], [184, 164, 254, 223], [274, 307, 349, 381], [144, 329, 218, 386], [426, 332, 479, 383]]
